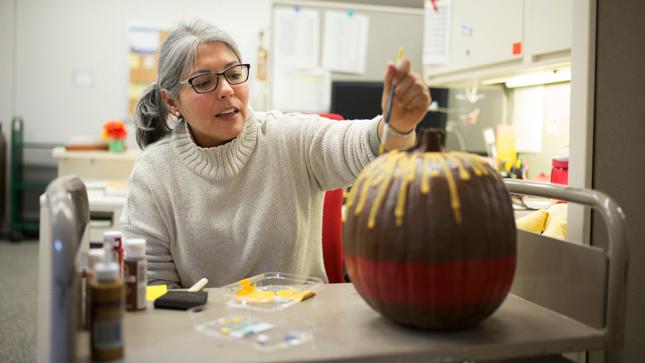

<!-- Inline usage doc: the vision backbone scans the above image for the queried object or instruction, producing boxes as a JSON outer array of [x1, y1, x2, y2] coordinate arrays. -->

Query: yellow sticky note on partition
[[146, 285, 168, 301]]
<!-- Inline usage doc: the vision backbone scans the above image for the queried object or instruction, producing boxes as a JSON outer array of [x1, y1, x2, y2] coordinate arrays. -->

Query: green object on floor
[[8, 116, 63, 241]]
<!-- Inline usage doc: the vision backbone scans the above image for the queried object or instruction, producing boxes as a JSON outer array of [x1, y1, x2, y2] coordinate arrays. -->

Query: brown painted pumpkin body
[[342, 130, 516, 330]]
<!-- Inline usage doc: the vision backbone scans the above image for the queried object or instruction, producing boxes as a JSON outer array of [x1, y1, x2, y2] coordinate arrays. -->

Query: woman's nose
[[216, 78, 235, 99]]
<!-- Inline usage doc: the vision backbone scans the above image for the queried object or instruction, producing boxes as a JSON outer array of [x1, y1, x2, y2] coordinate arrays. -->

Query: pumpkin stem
[[414, 128, 446, 152]]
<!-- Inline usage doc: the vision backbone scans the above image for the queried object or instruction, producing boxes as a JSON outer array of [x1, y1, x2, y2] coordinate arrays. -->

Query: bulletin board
[[270, 0, 424, 112], [127, 27, 170, 116]]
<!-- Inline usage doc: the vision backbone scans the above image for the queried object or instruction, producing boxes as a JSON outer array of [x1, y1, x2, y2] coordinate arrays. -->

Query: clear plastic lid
[[95, 261, 119, 282], [188, 306, 313, 351], [124, 238, 146, 258], [221, 272, 322, 312], [87, 248, 106, 270]]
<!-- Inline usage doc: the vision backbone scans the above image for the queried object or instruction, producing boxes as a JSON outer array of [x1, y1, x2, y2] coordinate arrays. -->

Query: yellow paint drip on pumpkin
[[448, 154, 471, 180], [354, 173, 372, 215], [367, 154, 401, 229], [421, 153, 432, 194], [343, 171, 369, 222], [344, 150, 494, 228], [466, 154, 489, 176], [438, 156, 463, 224], [395, 155, 417, 226]]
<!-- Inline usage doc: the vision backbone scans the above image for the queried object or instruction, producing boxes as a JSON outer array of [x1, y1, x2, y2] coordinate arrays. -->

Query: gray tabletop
[[77, 283, 604, 362]]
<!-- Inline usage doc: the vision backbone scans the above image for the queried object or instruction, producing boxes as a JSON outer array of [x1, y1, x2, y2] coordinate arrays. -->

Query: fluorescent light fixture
[[505, 67, 571, 88]]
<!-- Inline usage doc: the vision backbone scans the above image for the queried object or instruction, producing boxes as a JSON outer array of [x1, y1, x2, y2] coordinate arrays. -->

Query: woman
[[121, 20, 431, 288]]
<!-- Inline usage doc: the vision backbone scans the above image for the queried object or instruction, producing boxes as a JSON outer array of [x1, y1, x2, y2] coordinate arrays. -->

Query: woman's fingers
[[391, 58, 411, 86], [397, 76, 429, 108]]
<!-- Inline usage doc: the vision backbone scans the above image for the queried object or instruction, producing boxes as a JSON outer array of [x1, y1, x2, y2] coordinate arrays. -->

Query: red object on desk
[[318, 113, 346, 283], [550, 157, 569, 185]]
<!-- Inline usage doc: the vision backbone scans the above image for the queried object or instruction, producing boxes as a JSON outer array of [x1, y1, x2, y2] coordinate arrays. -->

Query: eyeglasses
[[180, 63, 251, 94]]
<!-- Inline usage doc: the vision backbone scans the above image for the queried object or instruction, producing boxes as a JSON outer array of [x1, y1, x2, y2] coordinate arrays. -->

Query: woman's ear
[[160, 89, 180, 116]]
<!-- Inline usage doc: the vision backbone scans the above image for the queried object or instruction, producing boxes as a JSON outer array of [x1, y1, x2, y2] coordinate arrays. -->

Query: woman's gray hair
[[134, 20, 242, 148]]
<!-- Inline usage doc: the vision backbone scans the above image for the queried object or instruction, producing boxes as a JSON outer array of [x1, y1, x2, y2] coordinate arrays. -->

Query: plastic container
[[188, 305, 313, 351], [550, 157, 569, 185], [221, 272, 323, 312]]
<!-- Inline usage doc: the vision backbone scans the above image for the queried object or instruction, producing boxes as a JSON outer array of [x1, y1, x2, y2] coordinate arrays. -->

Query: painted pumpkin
[[343, 129, 516, 330]]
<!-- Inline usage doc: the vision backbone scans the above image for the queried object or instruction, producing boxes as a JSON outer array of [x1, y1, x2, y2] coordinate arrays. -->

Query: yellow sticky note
[[146, 285, 168, 301]]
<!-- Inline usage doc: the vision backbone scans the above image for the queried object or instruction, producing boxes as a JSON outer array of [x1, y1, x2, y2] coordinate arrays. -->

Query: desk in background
[[52, 147, 140, 182], [51, 147, 137, 244]]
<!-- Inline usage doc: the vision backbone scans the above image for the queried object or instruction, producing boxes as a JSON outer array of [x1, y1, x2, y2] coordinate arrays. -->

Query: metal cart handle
[[504, 179, 628, 362]]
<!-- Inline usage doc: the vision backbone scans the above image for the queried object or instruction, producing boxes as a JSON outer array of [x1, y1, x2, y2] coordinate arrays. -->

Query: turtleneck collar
[[172, 111, 259, 180]]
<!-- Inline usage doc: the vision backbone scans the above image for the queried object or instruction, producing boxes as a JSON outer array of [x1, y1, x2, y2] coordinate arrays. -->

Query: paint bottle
[[103, 231, 124, 278], [89, 251, 124, 361], [124, 238, 147, 311]]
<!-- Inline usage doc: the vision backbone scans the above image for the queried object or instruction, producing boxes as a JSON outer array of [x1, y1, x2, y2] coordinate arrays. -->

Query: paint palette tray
[[188, 307, 313, 351], [220, 272, 322, 312]]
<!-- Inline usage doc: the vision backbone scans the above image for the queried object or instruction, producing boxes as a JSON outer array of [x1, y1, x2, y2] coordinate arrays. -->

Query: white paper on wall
[[423, 0, 452, 65], [321, 10, 369, 75], [271, 7, 321, 111], [272, 68, 331, 113], [513, 86, 545, 153], [272, 7, 320, 68]]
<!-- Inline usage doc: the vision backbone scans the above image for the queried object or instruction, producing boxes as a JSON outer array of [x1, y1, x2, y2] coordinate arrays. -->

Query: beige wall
[[11, 0, 271, 146], [0, 0, 15, 127], [514, 83, 571, 180]]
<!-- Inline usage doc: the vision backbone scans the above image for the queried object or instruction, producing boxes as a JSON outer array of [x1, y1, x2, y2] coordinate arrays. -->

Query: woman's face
[[173, 41, 249, 147]]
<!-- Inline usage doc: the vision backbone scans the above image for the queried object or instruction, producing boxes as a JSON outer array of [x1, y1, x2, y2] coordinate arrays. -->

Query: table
[[75, 284, 603, 362]]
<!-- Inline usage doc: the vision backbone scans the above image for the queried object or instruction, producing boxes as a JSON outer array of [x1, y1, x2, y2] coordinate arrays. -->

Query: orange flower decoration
[[102, 120, 127, 140]]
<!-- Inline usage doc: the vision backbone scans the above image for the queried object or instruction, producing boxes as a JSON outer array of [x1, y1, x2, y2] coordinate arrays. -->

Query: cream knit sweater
[[120, 110, 380, 288]]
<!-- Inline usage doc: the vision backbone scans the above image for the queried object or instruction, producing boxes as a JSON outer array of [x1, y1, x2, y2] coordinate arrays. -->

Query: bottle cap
[[95, 261, 119, 282], [103, 230, 123, 248], [124, 238, 146, 258], [88, 248, 106, 271]]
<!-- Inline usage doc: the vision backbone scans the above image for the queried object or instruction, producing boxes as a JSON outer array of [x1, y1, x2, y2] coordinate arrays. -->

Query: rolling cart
[[504, 179, 628, 362]]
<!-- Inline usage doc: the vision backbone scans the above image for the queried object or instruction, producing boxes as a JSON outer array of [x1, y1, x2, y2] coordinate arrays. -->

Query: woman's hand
[[381, 58, 431, 135]]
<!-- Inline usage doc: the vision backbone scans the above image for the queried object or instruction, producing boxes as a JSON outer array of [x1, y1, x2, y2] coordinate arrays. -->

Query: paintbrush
[[380, 47, 405, 154]]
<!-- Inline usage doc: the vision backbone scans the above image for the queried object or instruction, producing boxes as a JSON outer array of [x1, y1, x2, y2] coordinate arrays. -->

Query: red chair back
[[318, 113, 345, 283]]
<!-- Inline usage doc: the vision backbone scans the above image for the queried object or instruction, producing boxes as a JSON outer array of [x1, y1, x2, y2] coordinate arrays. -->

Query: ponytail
[[134, 83, 172, 149]]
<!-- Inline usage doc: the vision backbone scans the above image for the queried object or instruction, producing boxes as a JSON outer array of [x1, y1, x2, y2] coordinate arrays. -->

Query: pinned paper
[[146, 285, 168, 301], [423, 0, 452, 65], [322, 10, 369, 74]]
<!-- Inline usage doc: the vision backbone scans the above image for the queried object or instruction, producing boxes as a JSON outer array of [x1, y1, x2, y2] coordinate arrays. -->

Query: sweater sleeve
[[281, 112, 381, 191], [119, 161, 180, 289]]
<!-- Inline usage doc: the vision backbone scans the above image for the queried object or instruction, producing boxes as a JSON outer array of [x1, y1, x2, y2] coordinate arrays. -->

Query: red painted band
[[346, 254, 515, 307]]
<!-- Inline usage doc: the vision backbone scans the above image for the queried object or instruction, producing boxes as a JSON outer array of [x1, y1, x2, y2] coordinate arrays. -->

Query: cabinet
[[435, 0, 523, 73], [425, 0, 572, 86], [524, 0, 573, 61]]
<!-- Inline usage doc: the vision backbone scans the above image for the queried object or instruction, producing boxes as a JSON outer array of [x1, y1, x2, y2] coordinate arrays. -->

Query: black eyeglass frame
[[179, 63, 251, 94]]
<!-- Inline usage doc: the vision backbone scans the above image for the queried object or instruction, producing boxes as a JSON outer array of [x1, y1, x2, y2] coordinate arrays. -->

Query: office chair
[[318, 113, 345, 283]]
